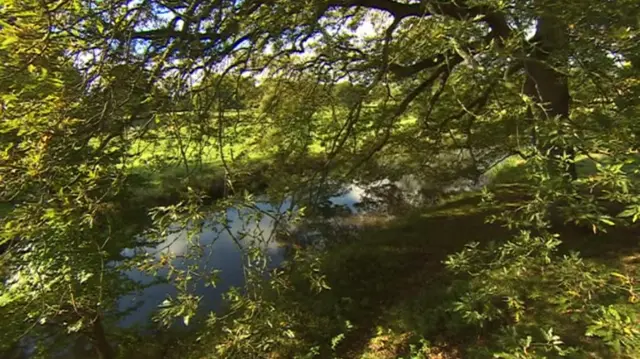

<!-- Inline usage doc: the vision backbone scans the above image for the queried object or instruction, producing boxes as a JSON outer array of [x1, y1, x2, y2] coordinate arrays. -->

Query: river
[[117, 184, 368, 327]]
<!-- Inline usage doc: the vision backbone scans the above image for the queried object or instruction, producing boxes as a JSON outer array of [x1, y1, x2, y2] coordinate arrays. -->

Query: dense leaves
[[1, 0, 639, 358]]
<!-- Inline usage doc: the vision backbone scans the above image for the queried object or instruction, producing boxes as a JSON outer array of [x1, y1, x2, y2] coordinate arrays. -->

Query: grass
[[127, 162, 226, 204], [484, 152, 640, 186], [483, 155, 527, 184], [123, 122, 274, 204], [120, 107, 423, 205], [0, 203, 11, 218], [262, 182, 640, 358], [116, 120, 640, 357], [314, 191, 512, 357]]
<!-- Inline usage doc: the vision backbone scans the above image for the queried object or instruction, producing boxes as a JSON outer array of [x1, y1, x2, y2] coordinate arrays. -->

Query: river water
[[117, 184, 368, 327], [10, 177, 480, 358], [116, 174, 481, 328]]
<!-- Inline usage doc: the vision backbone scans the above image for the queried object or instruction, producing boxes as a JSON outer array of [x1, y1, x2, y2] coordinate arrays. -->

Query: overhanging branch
[[389, 54, 445, 79], [329, 0, 511, 39], [345, 57, 463, 177]]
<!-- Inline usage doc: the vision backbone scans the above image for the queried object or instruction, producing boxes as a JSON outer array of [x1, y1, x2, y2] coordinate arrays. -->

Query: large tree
[[1, 0, 639, 357]]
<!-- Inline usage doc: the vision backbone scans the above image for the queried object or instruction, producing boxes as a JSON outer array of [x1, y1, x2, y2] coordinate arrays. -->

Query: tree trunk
[[524, 14, 578, 180], [90, 315, 114, 359]]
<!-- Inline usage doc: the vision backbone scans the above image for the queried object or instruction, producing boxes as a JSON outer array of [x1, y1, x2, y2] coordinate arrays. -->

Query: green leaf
[[0, 292, 15, 307], [1, 36, 18, 48], [78, 271, 93, 284], [599, 217, 615, 226], [67, 320, 84, 333]]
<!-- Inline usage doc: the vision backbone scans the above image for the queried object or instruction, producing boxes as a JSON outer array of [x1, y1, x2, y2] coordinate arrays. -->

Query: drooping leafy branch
[[1, 0, 639, 357]]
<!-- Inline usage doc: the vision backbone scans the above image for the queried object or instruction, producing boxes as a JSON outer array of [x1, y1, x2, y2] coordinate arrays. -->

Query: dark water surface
[[117, 186, 367, 327]]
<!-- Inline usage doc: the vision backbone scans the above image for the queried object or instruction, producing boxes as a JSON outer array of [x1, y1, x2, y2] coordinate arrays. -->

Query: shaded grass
[[123, 121, 336, 206], [126, 159, 278, 207], [125, 150, 332, 207], [286, 187, 640, 358], [0, 203, 11, 218], [127, 162, 227, 205], [318, 192, 511, 358]]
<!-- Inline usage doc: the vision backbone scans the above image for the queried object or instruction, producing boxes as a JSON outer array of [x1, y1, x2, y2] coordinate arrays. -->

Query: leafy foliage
[[1, 0, 640, 358]]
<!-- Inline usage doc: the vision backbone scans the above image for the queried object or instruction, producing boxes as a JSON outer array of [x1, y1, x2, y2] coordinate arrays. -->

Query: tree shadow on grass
[[313, 194, 507, 358], [304, 189, 640, 358]]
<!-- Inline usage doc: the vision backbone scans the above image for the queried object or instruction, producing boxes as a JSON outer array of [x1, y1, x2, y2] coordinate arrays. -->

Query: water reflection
[[118, 188, 365, 327]]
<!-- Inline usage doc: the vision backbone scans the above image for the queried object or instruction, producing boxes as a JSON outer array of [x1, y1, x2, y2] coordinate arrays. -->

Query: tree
[[0, 2, 156, 358], [1, 0, 639, 357]]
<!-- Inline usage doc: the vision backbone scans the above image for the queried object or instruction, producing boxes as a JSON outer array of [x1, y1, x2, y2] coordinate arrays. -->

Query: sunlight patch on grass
[[483, 155, 526, 185], [421, 204, 483, 218]]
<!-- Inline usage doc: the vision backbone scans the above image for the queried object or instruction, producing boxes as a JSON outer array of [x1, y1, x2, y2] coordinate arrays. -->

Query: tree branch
[[330, 0, 511, 39], [345, 58, 463, 177], [389, 54, 445, 79], [331, 0, 426, 19]]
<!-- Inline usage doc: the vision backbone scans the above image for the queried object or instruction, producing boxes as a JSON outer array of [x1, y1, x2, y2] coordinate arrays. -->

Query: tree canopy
[[1, 0, 639, 358]]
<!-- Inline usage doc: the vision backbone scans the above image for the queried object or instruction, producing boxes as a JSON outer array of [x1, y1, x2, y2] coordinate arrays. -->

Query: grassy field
[[123, 122, 271, 204], [121, 107, 424, 204]]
